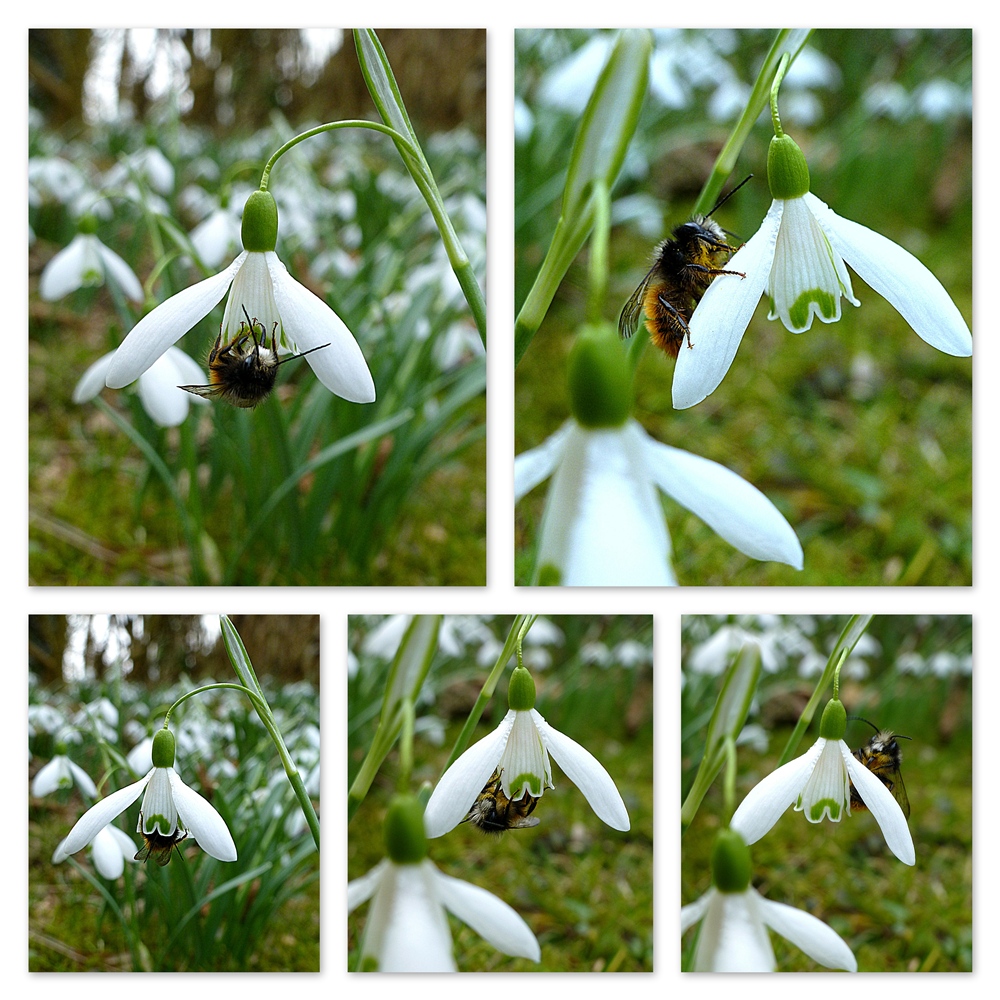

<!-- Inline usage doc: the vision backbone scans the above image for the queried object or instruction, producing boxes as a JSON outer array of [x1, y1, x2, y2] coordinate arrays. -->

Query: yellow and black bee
[[848, 720, 911, 820], [462, 767, 540, 834], [618, 176, 752, 358], [179, 305, 329, 409], [134, 812, 189, 866]]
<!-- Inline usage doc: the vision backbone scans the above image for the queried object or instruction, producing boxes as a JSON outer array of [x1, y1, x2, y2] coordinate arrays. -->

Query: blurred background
[[29, 29, 486, 586], [515, 29, 971, 585], [681, 614, 972, 971], [29, 614, 320, 971], [348, 614, 653, 972]]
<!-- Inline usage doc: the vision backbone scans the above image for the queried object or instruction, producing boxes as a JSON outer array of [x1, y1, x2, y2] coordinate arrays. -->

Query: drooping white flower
[[31, 754, 98, 798], [730, 699, 914, 866], [349, 857, 541, 972], [52, 729, 236, 865], [682, 882, 857, 972], [424, 665, 630, 837], [74, 346, 210, 427], [89, 824, 139, 880], [515, 418, 803, 585], [349, 795, 539, 972], [39, 232, 143, 303], [105, 189, 374, 404], [682, 827, 857, 972], [673, 134, 971, 409]]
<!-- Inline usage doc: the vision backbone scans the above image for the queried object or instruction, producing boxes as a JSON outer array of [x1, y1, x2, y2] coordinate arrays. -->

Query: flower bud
[[241, 190, 279, 252], [567, 323, 633, 428], [384, 794, 428, 864], [711, 828, 752, 893], [819, 698, 847, 740], [151, 728, 176, 768], [767, 133, 811, 200]]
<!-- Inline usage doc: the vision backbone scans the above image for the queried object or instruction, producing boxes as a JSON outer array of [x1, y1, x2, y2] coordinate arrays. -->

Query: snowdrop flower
[[731, 698, 914, 865], [517, 418, 802, 585], [40, 226, 143, 303], [518, 325, 802, 584], [349, 795, 540, 971], [105, 190, 374, 404], [682, 828, 857, 972], [673, 120, 971, 409], [88, 824, 139, 880], [74, 346, 210, 427], [31, 754, 98, 799], [52, 728, 237, 865], [424, 664, 629, 837]]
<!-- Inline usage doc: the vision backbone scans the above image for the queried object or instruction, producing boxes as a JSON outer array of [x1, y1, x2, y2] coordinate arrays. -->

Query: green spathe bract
[[384, 795, 427, 864], [507, 664, 536, 711], [151, 727, 176, 768], [767, 133, 810, 200], [567, 324, 633, 428], [711, 828, 752, 894], [241, 189, 279, 252], [818, 698, 847, 740]]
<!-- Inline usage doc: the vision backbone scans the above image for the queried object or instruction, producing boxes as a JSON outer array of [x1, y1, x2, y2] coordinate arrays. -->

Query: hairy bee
[[179, 305, 330, 408], [618, 175, 752, 358], [462, 767, 540, 834], [848, 720, 911, 820], [134, 812, 189, 866]]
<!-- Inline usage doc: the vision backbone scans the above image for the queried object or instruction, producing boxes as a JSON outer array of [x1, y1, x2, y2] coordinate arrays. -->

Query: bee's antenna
[[274, 342, 331, 366], [848, 715, 880, 734], [707, 174, 753, 217]]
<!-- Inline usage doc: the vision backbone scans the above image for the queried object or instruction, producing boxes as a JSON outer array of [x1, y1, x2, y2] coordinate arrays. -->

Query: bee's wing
[[509, 816, 540, 830], [178, 382, 226, 400], [134, 841, 152, 863], [618, 266, 656, 340], [892, 768, 910, 821]]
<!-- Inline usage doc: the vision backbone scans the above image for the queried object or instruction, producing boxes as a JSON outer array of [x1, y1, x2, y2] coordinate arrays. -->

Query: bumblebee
[[179, 305, 330, 409], [848, 720, 911, 820], [618, 176, 752, 358], [462, 767, 540, 834], [134, 812, 189, 866]]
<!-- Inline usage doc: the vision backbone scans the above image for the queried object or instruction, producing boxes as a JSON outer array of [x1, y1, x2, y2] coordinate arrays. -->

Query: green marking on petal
[[510, 771, 543, 797], [808, 798, 841, 821], [146, 813, 172, 834], [788, 288, 838, 329]]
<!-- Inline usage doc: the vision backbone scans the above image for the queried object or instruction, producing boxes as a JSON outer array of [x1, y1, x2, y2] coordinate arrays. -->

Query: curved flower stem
[[777, 614, 873, 765], [259, 120, 417, 190], [691, 29, 811, 218], [219, 617, 321, 850], [354, 29, 486, 346], [441, 615, 536, 773]]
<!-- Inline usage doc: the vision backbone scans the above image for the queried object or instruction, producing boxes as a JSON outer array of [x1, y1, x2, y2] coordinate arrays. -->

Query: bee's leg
[[207, 329, 224, 363], [657, 293, 696, 349], [685, 262, 747, 280]]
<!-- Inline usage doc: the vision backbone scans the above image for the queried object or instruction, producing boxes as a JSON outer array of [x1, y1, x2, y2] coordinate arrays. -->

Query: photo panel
[[515, 29, 971, 585], [680, 613, 971, 971], [28, 613, 320, 971], [28, 28, 485, 586], [348, 614, 652, 971]]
